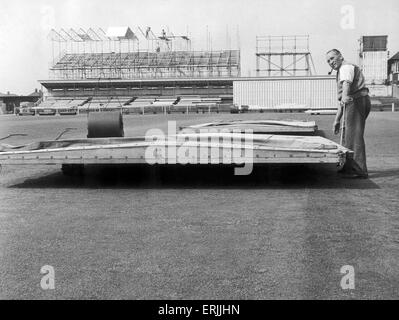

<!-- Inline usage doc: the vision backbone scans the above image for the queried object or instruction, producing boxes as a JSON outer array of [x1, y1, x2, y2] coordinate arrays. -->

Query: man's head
[[326, 49, 344, 70]]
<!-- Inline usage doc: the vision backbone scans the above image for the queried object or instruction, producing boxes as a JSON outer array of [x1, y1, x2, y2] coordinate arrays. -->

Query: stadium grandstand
[[36, 26, 240, 115]]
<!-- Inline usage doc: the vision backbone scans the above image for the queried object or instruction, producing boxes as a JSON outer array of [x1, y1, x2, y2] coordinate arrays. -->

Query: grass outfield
[[0, 112, 399, 299]]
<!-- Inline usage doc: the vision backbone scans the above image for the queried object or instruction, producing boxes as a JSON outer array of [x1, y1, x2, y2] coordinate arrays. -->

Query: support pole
[[340, 103, 346, 146]]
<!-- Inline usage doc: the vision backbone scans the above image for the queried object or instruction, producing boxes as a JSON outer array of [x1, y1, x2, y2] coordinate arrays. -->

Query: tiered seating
[[82, 97, 113, 112], [58, 98, 90, 115], [103, 97, 130, 113], [195, 97, 222, 113], [150, 97, 178, 114], [69, 98, 89, 108], [32, 100, 56, 114], [171, 96, 201, 113], [123, 97, 155, 114], [171, 96, 223, 113], [76, 97, 97, 113], [33, 100, 55, 109], [32, 98, 91, 115], [32, 100, 57, 115], [78, 97, 131, 113], [31, 94, 233, 116], [51, 99, 72, 108], [105, 101, 125, 110]]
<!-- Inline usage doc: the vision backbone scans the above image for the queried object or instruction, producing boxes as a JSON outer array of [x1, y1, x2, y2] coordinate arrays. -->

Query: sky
[[0, 0, 398, 94]]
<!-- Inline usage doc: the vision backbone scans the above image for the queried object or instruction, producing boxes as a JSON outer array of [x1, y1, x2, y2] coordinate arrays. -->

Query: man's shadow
[[367, 168, 399, 179]]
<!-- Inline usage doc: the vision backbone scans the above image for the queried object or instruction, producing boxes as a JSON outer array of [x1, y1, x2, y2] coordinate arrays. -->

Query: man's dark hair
[[326, 49, 342, 56]]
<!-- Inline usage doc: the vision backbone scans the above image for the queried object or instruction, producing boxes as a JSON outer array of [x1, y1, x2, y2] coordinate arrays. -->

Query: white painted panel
[[368, 85, 392, 97], [361, 51, 388, 84], [233, 77, 338, 109]]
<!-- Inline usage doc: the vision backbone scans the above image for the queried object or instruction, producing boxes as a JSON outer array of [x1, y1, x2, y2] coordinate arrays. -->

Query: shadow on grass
[[11, 163, 380, 190], [368, 168, 399, 179]]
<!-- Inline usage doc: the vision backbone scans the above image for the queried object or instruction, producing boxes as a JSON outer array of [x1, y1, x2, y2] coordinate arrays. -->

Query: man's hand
[[341, 96, 353, 106], [333, 121, 340, 135]]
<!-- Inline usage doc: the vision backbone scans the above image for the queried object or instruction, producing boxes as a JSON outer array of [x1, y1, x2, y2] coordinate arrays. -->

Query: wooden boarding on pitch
[[179, 120, 318, 134], [0, 133, 350, 166]]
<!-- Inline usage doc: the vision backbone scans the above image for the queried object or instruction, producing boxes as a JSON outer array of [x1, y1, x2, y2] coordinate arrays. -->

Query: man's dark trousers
[[342, 95, 371, 174]]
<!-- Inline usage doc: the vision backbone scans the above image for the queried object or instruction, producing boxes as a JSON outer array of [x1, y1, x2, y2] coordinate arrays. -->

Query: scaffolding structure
[[255, 35, 316, 76], [48, 27, 240, 80]]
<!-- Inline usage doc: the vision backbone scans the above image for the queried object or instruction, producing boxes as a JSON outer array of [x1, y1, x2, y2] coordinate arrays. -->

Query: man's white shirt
[[339, 64, 355, 83]]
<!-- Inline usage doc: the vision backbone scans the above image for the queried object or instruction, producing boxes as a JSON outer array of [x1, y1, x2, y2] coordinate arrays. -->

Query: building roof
[[0, 90, 41, 98], [0, 92, 18, 97], [28, 90, 41, 97], [389, 52, 399, 61]]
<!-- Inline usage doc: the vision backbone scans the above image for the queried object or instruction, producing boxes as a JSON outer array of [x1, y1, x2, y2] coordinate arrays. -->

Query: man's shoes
[[337, 167, 356, 174], [337, 165, 368, 179]]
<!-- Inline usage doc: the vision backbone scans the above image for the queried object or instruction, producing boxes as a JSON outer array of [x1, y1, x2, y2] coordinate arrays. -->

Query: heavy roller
[[87, 111, 124, 138], [63, 111, 124, 175]]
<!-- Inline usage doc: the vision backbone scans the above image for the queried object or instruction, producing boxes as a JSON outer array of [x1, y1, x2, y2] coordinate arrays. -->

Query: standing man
[[326, 49, 371, 178]]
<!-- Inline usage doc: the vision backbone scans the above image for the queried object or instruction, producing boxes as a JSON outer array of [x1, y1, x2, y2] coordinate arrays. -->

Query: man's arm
[[333, 104, 343, 135], [341, 80, 353, 104], [333, 81, 352, 135]]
